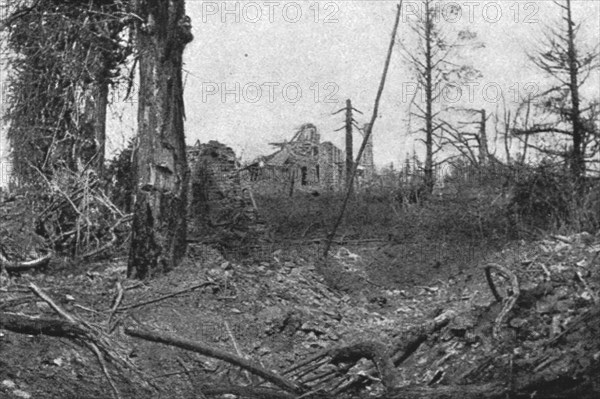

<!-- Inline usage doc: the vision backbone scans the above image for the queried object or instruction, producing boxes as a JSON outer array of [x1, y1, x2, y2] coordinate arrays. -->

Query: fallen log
[[0, 311, 87, 337], [124, 326, 304, 395], [0, 252, 53, 273]]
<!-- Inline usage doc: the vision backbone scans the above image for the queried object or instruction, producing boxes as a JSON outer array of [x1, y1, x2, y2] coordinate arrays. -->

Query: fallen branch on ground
[[0, 252, 53, 273], [330, 341, 398, 390], [116, 281, 217, 311], [124, 326, 304, 395], [0, 283, 153, 396], [0, 311, 88, 337]]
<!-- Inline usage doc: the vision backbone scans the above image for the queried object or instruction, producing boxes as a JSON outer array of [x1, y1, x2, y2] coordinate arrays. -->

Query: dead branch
[[124, 326, 304, 395], [107, 281, 124, 326], [116, 281, 217, 311], [81, 214, 132, 260], [330, 310, 456, 395], [0, 310, 129, 398], [330, 341, 398, 389], [3, 284, 154, 393], [283, 350, 330, 377], [484, 263, 504, 302], [86, 340, 122, 399], [391, 310, 456, 364], [0, 311, 87, 337], [0, 252, 53, 273], [29, 282, 77, 323], [285, 310, 457, 396], [546, 303, 600, 346], [224, 320, 253, 385], [483, 264, 520, 339]]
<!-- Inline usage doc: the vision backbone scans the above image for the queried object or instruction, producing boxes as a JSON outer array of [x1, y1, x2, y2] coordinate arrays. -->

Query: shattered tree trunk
[[478, 109, 488, 165], [423, 0, 435, 195], [128, 0, 193, 279], [80, 75, 109, 172], [345, 99, 354, 190], [92, 77, 109, 171]]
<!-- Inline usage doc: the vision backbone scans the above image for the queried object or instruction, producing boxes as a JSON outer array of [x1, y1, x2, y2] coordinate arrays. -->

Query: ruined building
[[187, 140, 267, 248], [241, 123, 375, 194], [183, 124, 376, 250]]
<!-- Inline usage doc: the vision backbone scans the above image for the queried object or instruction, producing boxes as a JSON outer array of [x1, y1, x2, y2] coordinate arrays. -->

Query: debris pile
[[1, 232, 599, 398]]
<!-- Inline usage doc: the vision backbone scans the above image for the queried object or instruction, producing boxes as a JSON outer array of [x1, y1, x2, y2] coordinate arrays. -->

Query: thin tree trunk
[[520, 97, 532, 165], [565, 0, 584, 183], [503, 107, 511, 165], [478, 109, 488, 165], [323, 1, 403, 259], [128, 0, 193, 279], [345, 99, 354, 190], [94, 77, 109, 171], [81, 75, 109, 172], [424, 0, 434, 194]]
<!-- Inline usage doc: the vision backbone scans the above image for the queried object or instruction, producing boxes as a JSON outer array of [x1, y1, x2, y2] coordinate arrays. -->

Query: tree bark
[[128, 0, 193, 279]]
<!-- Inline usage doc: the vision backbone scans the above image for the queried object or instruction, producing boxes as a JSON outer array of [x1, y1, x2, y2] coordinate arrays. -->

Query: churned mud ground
[[2, 229, 599, 398]]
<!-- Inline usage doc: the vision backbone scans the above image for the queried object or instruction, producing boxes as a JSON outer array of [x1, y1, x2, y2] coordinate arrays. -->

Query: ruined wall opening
[[301, 166, 308, 186]]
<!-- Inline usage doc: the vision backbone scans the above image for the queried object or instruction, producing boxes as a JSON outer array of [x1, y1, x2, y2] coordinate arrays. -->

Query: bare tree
[[491, 93, 536, 166], [401, 0, 481, 193], [515, 0, 599, 182], [127, 0, 193, 279], [441, 107, 491, 167]]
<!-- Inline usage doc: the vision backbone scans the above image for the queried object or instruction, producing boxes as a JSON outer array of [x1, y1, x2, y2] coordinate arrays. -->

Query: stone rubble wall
[[187, 141, 268, 249]]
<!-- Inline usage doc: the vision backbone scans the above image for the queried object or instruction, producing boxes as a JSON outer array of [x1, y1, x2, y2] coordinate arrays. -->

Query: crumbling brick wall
[[187, 141, 267, 249], [319, 141, 344, 190]]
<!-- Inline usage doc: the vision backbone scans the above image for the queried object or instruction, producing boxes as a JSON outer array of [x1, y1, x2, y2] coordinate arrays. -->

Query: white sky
[[2, 0, 600, 184], [176, 0, 600, 168]]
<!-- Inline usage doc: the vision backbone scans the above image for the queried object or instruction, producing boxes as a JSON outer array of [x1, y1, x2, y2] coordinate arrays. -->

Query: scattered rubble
[[1, 231, 599, 397]]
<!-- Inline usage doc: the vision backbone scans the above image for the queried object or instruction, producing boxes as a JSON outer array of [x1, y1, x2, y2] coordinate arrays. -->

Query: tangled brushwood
[[1, 168, 131, 271], [3, 0, 133, 179]]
